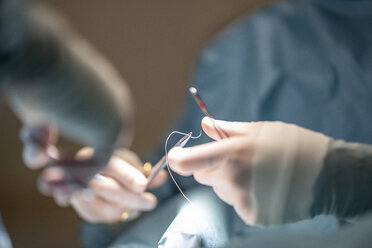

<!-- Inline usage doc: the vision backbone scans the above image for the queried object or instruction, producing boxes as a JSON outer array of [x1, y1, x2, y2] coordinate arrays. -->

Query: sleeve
[[227, 212, 372, 248], [79, 222, 130, 248], [311, 140, 372, 219]]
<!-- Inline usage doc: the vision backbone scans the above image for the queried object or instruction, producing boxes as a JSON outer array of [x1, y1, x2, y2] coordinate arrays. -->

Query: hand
[[20, 124, 57, 170], [69, 148, 168, 223], [20, 124, 168, 223], [168, 117, 263, 224], [169, 117, 331, 226], [20, 124, 114, 205]]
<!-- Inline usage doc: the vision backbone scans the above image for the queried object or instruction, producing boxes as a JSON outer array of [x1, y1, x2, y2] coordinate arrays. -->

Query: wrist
[[251, 122, 331, 226]]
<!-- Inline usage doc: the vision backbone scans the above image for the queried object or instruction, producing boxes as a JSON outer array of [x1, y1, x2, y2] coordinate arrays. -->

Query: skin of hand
[[20, 124, 116, 202], [20, 124, 58, 170], [168, 117, 264, 224], [69, 148, 168, 223], [11, 4, 135, 205], [22, 130, 168, 223]]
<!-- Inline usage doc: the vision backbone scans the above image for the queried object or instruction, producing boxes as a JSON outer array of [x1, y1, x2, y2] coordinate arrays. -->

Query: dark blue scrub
[[81, 0, 372, 247]]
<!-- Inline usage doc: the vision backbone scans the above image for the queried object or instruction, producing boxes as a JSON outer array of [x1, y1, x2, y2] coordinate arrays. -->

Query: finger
[[90, 175, 157, 210], [193, 164, 226, 186], [78, 148, 140, 166], [38, 166, 84, 201], [114, 149, 144, 172], [53, 188, 73, 207], [76, 147, 94, 158], [78, 148, 151, 192], [168, 136, 246, 175], [102, 157, 148, 193], [22, 143, 49, 169], [38, 175, 53, 196], [70, 192, 127, 223], [38, 166, 79, 195], [21, 125, 58, 169], [42, 166, 66, 184], [147, 170, 168, 189], [112, 149, 167, 189], [201, 117, 263, 140]]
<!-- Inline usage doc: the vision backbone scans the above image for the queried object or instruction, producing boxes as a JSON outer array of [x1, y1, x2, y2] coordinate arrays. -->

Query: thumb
[[201, 117, 263, 140], [20, 124, 58, 169]]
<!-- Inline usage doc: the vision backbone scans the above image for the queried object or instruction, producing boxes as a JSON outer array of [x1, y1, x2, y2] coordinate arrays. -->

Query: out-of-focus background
[[0, 0, 271, 247]]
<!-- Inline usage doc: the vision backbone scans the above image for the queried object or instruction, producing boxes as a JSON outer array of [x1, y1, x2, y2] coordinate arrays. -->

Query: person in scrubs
[[0, 0, 133, 246], [76, 0, 372, 247]]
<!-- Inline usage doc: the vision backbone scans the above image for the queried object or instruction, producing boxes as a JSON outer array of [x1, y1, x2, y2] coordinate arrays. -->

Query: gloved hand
[[20, 124, 114, 205], [69, 148, 168, 223], [21, 123, 168, 223], [5, 4, 134, 206], [168, 117, 331, 226]]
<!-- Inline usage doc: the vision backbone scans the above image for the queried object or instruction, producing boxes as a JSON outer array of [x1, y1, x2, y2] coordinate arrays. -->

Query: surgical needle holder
[[145, 132, 192, 185], [189, 87, 229, 139]]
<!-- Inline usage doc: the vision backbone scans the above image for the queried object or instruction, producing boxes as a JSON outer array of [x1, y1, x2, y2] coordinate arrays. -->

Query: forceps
[[145, 132, 192, 185]]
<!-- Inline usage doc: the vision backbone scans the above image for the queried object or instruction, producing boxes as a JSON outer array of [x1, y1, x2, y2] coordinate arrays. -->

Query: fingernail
[[47, 145, 59, 159], [94, 174, 110, 182], [167, 147, 183, 166], [202, 116, 213, 125], [168, 146, 183, 157], [132, 174, 148, 192]]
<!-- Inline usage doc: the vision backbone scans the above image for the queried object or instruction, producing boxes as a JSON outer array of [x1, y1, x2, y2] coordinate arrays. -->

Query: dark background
[[0, 0, 271, 247]]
